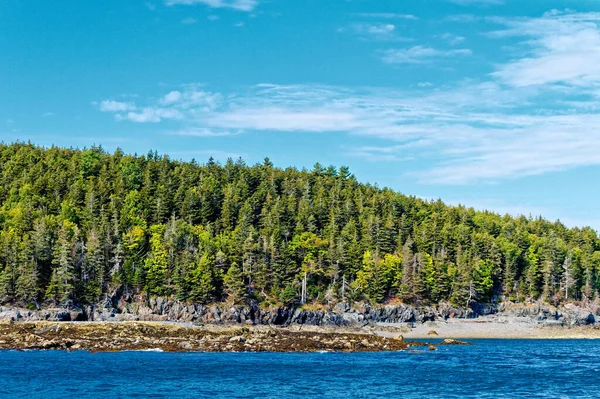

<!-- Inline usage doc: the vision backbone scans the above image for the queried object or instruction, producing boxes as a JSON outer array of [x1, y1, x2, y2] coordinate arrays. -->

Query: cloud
[[181, 17, 197, 24], [339, 23, 411, 42], [117, 108, 184, 123], [99, 81, 600, 184], [99, 87, 222, 124], [363, 24, 396, 35], [488, 10, 600, 88], [354, 13, 418, 20], [97, 78, 600, 184], [42, 112, 55, 117], [440, 33, 465, 46], [164, 0, 257, 12], [96, 12, 600, 185], [160, 90, 183, 105], [381, 46, 472, 64], [170, 128, 240, 137], [206, 107, 359, 132], [97, 100, 136, 112]]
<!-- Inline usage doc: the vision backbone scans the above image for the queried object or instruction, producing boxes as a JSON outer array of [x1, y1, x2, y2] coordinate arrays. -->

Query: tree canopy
[[0, 142, 599, 308]]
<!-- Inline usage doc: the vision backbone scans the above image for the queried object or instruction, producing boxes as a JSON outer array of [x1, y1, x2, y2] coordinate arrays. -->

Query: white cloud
[[489, 11, 600, 88], [365, 24, 396, 35], [160, 90, 183, 105], [164, 0, 257, 12], [440, 33, 466, 46], [171, 128, 240, 137], [354, 13, 418, 20], [118, 107, 184, 123], [206, 107, 359, 132], [181, 17, 197, 24], [98, 100, 136, 112], [381, 46, 472, 64], [100, 81, 600, 184], [96, 12, 600, 185], [340, 23, 409, 42], [42, 112, 55, 117]]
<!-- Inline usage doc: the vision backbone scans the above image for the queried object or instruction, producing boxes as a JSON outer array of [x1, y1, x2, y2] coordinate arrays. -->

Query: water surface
[[1, 340, 599, 398]]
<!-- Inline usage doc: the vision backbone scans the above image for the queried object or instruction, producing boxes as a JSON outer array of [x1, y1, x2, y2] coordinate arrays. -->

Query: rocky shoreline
[[1, 299, 598, 328], [0, 322, 468, 353]]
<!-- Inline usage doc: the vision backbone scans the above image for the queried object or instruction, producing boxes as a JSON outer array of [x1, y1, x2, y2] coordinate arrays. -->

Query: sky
[[2, 0, 600, 229]]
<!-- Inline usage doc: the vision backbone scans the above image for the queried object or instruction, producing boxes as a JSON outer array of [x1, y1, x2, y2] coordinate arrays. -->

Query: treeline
[[0, 142, 599, 309]]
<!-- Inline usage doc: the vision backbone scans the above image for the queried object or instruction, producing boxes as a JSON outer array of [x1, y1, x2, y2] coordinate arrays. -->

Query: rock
[[441, 339, 469, 345], [428, 345, 437, 351], [229, 336, 245, 343], [564, 304, 595, 326], [35, 324, 60, 335], [427, 330, 438, 336]]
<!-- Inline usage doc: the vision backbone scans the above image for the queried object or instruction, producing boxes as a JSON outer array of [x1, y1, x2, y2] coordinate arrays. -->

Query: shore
[[0, 321, 458, 353], [371, 317, 600, 339], [2, 317, 600, 354]]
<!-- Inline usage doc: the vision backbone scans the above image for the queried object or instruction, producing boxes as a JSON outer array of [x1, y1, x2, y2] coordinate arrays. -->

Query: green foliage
[[224, 262, 246, 303], [0, 142, 598, 308], [188, 254, 217, 303], [145, 224, 169, 295]]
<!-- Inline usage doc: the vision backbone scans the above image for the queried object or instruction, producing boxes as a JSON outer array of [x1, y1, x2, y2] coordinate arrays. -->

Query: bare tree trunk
[[301, 272, 307, 304]]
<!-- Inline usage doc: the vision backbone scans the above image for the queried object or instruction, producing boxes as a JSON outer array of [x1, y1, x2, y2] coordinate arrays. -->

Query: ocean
[[1, 339, 599, 398]]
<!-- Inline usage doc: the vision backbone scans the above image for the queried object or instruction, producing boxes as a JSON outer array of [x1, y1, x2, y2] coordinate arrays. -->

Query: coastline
[[0, 321, 438, 353], [373, 319, 600, 340], [2, 317, 600, 355]]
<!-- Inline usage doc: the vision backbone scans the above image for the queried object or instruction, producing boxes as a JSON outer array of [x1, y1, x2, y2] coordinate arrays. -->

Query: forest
[[0, 142, 599, 310]]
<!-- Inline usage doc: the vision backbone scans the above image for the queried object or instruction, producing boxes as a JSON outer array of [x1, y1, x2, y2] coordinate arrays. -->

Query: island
[[1, 143, 599, 351]]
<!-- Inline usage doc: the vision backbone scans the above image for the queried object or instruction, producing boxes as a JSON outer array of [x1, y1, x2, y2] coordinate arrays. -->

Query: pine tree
[[224, 262, 246, 303], [45, 221, 78, 305], [145, 224, 169, 296], [189, 254, 217, 303], [15, 237, 39, 304]]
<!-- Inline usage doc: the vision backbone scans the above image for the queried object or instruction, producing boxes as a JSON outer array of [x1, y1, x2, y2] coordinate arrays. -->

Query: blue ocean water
[[1, 340, 599, 398]]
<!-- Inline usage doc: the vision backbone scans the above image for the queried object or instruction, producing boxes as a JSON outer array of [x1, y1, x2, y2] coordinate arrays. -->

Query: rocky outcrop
[[0, 322, 430, 353], [0, 307, 85, 322], [1, 300, 598, 327], [497, 302, 596, 326]]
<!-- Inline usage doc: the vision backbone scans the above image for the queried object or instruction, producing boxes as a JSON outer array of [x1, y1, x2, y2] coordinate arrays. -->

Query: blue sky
[[2, 0, 600, 229]]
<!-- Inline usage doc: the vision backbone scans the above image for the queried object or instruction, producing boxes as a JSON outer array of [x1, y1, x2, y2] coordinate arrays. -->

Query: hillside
[[0, 142, 598, 310]]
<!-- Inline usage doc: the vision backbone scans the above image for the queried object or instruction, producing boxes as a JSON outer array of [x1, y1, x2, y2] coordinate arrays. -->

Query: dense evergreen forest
[[0, 142, 599, 310]]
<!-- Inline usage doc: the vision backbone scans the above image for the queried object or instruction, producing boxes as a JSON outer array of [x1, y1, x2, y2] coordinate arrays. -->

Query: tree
[[144, 224, 169, 296], [45, 221, 79, 305], [224, 262, 246, 303], [289, 232, 328, 304], [15, 237, 39, 304], [0, 142, 598, 310], [188, 253, 217, 303]]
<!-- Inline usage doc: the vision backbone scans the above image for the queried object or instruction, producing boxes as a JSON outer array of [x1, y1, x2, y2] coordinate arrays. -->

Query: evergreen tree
[[224, 262, 246, 303]]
